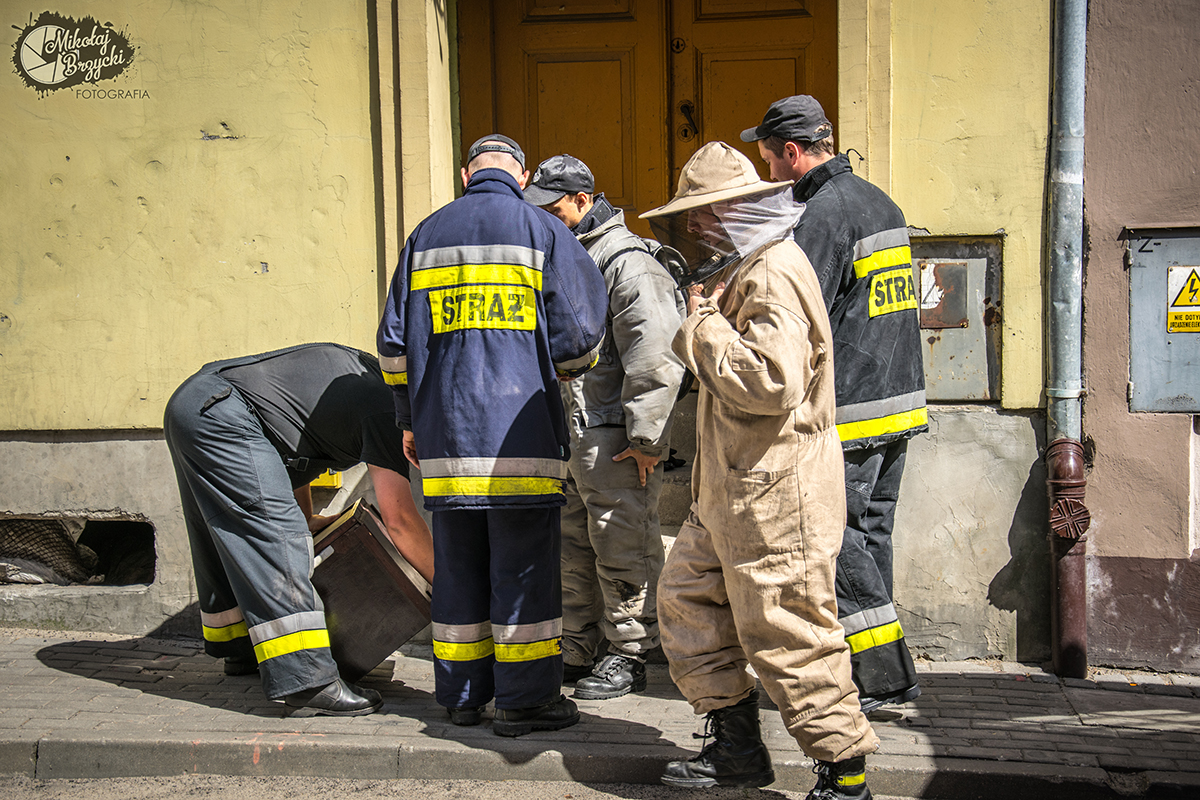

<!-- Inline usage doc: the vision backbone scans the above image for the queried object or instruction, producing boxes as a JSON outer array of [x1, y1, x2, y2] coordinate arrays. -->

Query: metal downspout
[[1045, 0, 1090, 679]]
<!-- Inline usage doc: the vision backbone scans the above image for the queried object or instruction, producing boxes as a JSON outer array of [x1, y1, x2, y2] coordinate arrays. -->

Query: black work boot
[[806, 755, 872, 800], [660, 689, 775, 788], [492, 694, 580, 737], [574, 654, 647, 700]]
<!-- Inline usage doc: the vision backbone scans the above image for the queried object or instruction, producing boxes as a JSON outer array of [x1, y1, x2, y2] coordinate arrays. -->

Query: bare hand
[[687, 282, 725, 315], [402, 430, 420, 469], [612, 446, 661, 487], [306, 514, 335, 533]]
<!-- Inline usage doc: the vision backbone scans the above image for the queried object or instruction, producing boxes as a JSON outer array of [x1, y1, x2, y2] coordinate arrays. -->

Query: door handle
[[680, 101, 698, 131]]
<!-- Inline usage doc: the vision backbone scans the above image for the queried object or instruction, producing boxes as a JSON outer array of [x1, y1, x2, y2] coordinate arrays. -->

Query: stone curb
[[4, 731, 1200, 799]]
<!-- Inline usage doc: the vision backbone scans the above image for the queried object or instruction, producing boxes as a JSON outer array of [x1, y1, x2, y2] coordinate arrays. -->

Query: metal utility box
[[910, 235, 1003, 401], [1127, 226, 1200, 412]]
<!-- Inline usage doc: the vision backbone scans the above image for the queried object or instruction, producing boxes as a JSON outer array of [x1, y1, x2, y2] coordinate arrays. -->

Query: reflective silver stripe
[[555, 341, 602, 374], [493, 619, 562, 644], [836, 390, 926, 426], [852, 228, 910, 262], [420, 457, 568, 480], [248, 611, 328, 645], [379, 354, 406, 373], [200, 607, 244, 627], [840, 603, 900, 636], [432, 621, 493, 642], [411, 245, 545, 271]]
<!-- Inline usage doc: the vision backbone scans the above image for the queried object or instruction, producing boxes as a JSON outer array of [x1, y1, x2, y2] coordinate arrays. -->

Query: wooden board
[[310, 501, 432, 682]]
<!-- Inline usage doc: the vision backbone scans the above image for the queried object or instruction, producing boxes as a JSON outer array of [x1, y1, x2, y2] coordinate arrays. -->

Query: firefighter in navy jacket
[[376, 135, 607, 736]]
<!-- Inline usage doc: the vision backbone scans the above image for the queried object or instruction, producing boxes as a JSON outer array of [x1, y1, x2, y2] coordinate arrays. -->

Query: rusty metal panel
[[1127, 226, 1200, 413], [910, 235, 1003, 401]]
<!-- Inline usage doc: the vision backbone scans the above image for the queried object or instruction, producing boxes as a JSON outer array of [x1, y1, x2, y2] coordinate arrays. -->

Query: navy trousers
[[430, 507, 563, 710], [836, 439, 920, 699], [164, 372, 338, 700]]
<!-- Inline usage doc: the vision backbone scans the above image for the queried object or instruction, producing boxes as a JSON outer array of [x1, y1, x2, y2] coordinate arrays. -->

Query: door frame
[[455, 0, 892, 191]]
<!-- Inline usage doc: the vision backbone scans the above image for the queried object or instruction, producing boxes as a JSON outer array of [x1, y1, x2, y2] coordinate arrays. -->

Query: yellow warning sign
[[1167, 266, 1200, 332]]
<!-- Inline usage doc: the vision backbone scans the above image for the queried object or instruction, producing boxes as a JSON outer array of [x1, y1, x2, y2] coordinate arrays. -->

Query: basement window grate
[[0, 517, 156, 586]]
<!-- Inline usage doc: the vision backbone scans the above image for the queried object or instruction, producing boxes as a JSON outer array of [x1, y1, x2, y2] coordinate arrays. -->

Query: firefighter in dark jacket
[[164, 343, 435, 716], [743, 96, 926, 725], [376, 135, 608, 736]]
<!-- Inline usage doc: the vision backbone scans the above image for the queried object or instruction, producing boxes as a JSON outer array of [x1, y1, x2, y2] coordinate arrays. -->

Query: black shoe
[[562, 660, 595, 684], [283, 678, 382, 716], [806, 756, 871, 799], [660, 689, 775, 788], [574, 654, 646, 700], [492, 695, 580, 737], [224, 654, 259, 676], [859, 683, 921, 715], [447, 706, 483, 726]]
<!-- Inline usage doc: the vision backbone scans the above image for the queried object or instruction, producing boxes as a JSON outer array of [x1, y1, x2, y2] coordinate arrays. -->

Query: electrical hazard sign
[[1167, 266, 1200, 332]]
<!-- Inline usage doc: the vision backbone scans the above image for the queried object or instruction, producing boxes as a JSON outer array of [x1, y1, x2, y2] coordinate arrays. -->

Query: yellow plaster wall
[[890, 0, 1050, 409], [1, 0, 378, 430], [396, 0, 456, 244]]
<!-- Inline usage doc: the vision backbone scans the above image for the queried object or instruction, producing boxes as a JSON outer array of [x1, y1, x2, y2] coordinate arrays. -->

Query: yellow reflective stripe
[[556, 352, 600, 379], [203, 621, 248, 643], [411, 264, 543, 292], [433, 636, 495, 662], [253, 629, 331, 662], [838, 771, 867, 787], [837, 407, 927, 443], [382, 370, 407, 386], [423, 476, 564, 497], [494, 638, 560, 663], [845, 620, 905, 655], [853, 245, 911, 279], [429, 285, 537, 333], [868, 267, 918, 317]]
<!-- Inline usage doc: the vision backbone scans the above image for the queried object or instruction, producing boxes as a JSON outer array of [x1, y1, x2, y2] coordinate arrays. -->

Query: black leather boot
[[660, 689, 775, 788], [806, 755, 872, 800], [574, 654, 646, 699], [283, 678, 382, 716]]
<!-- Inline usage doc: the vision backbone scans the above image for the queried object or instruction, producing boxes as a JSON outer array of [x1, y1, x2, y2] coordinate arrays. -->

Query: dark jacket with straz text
[[791, 154, 927, 450]]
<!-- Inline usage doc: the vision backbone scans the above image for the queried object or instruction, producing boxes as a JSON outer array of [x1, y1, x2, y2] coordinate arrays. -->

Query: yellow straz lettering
[[869, 268, 918, 317], [430, 285, 536, 333]]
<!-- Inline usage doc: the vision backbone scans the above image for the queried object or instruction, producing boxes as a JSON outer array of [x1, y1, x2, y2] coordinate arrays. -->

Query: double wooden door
[[458, 0, 836, 236]]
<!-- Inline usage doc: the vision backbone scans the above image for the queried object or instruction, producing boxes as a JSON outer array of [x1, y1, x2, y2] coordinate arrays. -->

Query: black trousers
[[836, 439, 919, 699], [164, 372, 338, 700]]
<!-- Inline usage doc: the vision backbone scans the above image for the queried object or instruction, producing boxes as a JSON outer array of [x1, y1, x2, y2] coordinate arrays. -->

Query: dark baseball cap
[[465, 134, 526, 169], [523, 154, 595, 207], [740, 95, 833, 144]]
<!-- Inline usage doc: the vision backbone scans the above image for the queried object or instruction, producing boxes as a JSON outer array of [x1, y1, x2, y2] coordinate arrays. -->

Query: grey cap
[[466, 134, 526, 169], [523, 154, 595, 207], [740, 95, 833, 144]]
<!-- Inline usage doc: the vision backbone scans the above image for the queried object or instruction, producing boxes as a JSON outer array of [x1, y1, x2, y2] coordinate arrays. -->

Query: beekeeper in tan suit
[[640, 142, 878, 800]]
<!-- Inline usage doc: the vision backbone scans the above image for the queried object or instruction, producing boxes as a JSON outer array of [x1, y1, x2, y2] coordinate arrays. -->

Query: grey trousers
[[560, 426, 664, 664], [164, 371, 338, 700]]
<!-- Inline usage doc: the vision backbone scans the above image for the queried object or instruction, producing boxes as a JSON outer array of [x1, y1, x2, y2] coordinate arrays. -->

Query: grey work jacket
[[561, 210, 687, 459]]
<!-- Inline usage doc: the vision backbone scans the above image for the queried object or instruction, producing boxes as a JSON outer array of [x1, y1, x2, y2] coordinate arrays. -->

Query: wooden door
[[668, 0, 836, 187], [457, 0, 836, 235]]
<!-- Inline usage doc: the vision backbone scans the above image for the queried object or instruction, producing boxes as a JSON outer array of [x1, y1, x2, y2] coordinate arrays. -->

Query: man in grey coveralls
[[525, 154, 686, 699]]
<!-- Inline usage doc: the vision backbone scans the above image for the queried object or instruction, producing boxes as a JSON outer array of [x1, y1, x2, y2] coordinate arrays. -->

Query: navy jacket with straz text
[[376, 168, 607, 510]]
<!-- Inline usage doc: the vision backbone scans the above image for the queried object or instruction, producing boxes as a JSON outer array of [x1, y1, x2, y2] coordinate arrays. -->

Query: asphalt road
[[0, 776, 923, 799]]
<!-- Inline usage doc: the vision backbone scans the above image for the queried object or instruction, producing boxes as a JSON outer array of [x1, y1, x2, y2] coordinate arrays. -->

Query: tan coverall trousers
[[660, 497, 878, 762]]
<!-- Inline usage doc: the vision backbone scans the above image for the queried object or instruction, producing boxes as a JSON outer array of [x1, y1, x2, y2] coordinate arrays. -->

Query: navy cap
[[523, 154, 595, 207], [740, 95, 833, 144], [465, 134, 526, 169]]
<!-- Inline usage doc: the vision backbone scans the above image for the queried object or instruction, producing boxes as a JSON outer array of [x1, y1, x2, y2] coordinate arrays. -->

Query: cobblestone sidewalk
[[1, 629, 1197, 799]]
